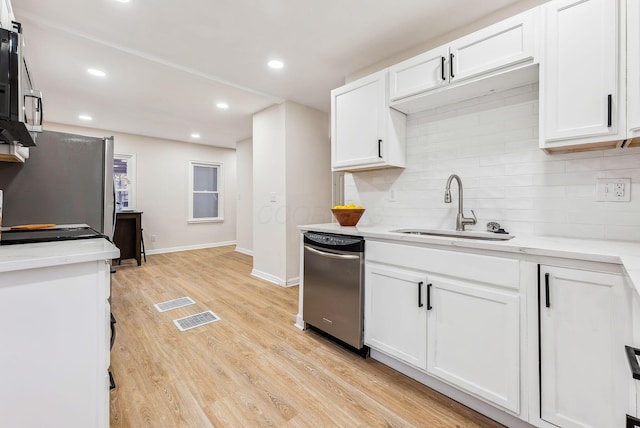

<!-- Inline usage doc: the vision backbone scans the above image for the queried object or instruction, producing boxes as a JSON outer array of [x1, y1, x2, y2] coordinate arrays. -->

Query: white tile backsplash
[[344, 84, 640, 241]]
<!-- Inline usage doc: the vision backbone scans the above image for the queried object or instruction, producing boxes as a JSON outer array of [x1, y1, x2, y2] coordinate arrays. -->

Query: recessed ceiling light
[[87, 68, 106, 77], [79, 114, 93, 121], [216, 102, 229, 109], [267, 60, 284, 69], [114, 0, 131, 3], [191, 133, 201, 139]]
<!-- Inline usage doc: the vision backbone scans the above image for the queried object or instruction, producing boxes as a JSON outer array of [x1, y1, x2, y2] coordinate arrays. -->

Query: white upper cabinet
[[331, 70, 406, 171], [0, 0, 14, 30], [389, 45, 449, 101], [628, 0, 640, 139], [540, 0, 626, 151], [449, 10, 535, 83], [389, 9, 536, 103]]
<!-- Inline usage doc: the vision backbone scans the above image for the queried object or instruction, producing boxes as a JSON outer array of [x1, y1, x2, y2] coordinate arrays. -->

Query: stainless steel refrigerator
[[0, 131, 115, 237]]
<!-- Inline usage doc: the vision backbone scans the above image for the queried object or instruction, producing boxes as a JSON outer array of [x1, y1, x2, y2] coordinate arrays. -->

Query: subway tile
[[346, 84, 640, 239]]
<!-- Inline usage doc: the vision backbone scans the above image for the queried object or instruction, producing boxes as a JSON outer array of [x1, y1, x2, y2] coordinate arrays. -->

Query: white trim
[[370, 349, 533, 428], [145, 240, 236, 255], [294, 314, 305, 330], [234, 247, 254, 256], [251, 269, 298, 288], [188, 160, 224, 222]]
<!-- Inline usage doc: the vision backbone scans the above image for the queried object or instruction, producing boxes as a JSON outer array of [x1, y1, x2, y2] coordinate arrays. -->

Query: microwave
[[0, 22, 42, 147]]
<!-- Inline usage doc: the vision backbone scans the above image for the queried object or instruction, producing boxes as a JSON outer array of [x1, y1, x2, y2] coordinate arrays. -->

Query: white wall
[[285, 102, 332, 280], [45, 122, 237, 252], [252, 102, 331, 286], [344, 84, 640, 241], [252, 105, 287, 283], [235, 137, 253, 255]]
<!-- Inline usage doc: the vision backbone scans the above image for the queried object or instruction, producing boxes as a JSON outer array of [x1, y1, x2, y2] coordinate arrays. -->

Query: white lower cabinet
[[426, 276, 520, 413], [539, 265, 632, 428], [364, 241, 521, 412], [365, 264, 427, 370]]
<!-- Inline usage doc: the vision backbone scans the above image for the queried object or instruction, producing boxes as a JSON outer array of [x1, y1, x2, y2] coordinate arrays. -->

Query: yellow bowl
[[331, 208, 365, 227]]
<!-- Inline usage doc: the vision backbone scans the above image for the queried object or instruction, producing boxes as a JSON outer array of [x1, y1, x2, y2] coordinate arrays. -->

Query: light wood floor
[[109, 246, 503, 427]]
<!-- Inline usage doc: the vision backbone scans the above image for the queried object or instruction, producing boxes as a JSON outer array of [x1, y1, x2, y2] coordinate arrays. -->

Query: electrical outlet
[[151, 234, 157, 242], [596, 178, 631, 202], [389, 189, 397, 202]]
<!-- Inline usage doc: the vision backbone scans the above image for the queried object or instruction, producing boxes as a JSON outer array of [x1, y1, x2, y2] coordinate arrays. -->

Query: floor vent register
[[173, 311, 221, 331], [154, 296, 196, 312]]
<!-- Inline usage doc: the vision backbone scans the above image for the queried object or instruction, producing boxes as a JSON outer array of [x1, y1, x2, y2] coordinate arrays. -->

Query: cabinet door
[[389, 45, 449, 101], [628, 0, 640, 137], [331, 72, 385, 170], [426, 277, 520, 413], [540, 265, 631, 428], [364, 264, 427, 370], [541, 0, 623, 146], [450, 9, 535, 83]]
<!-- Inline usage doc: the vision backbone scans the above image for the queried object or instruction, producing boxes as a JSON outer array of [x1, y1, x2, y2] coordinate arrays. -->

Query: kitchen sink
[[391, 228, 515, 241]]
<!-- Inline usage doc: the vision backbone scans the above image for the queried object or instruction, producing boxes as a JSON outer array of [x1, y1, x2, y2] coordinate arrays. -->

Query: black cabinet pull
[[607, 94, 612, 127], [377, 139, 382, 158], [627, 414, 640, 428], [441, 56, 446, 81], [544, 273, 550, 308], [427, 283, 433, 310], [625, 345, 640, 380], [449, 53, 455, 78], [418, 281, 424, 308]]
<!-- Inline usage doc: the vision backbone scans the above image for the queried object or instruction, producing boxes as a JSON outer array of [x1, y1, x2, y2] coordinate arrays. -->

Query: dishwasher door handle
[[304, 245, 360, 260]]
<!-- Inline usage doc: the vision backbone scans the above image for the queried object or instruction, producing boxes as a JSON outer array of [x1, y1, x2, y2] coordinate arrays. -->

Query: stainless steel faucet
[[444, 174, 477, 231]]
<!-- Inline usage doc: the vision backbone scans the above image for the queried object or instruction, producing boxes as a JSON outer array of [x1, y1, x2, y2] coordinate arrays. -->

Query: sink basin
[[391, 228, 515, 241]]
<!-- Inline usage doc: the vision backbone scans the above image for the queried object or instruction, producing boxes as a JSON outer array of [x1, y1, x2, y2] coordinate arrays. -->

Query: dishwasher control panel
[[303, 232, 364, 252]]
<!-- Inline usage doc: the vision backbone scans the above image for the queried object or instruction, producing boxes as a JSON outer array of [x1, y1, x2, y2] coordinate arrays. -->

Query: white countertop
[[300, 223, 640, 296], [0, 238, 120, 273]]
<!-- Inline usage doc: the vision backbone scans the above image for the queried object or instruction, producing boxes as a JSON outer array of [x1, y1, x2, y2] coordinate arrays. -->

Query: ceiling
[[12, 0, 542, 149]]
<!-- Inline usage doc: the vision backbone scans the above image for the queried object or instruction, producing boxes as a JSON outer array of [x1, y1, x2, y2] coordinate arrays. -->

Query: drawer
[[366, 240, 519, 289]]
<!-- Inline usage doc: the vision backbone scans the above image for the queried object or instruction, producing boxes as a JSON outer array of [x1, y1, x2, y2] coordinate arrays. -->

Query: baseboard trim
[[146, 241, 237, 255], [234, 247, 254, 256], [251, 269, 298, 288], [369, 349, 533, 428], [294, 314, 305, 330]]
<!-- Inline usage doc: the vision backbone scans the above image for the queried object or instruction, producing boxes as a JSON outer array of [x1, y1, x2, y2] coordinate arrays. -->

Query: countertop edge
[[299, 223, 640, 296], [0, 238, 120, 273]]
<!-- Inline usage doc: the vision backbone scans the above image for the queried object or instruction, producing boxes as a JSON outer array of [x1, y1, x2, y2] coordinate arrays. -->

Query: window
[[189, 161, 223, 222], [114, 153, 136, 211]]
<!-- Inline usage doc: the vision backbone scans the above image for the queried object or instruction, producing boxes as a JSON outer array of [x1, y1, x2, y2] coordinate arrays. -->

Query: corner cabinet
[[331, 70, 406, 172], [539, 265, 633, 428], [540, 0, 626, 151]]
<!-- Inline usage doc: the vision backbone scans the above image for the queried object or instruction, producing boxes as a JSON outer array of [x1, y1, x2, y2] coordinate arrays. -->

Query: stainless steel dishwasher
[[302, 231, 366, 353]]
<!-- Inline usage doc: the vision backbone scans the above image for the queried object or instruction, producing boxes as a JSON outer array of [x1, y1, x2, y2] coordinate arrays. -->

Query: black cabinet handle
[[544, 273, 550, 308], [625, 345, 640, 380], [607, 94, 612, 127], [627, 414, 640, 428], [418, 281, 423, 308], [449, 53, 455, 78], [377, 139, 382, 158], [441, 56, 446, 81], [427, 283, 433, 310]]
